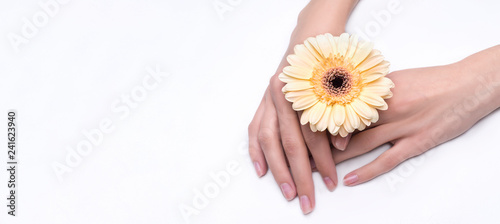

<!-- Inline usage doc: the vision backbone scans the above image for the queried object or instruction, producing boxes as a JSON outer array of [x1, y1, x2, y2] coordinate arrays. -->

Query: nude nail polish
[[300, 195, 313, 214], [253, 162, 263, 177], [343, 173, 359, 186], [280, 183, 295, 200]]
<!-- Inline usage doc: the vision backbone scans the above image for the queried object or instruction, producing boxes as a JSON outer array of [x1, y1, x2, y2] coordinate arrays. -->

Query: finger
[[301, 125, 338, 191], [269, 75, 315, 214], [332, 123, 405, 164], [330, 133, 352, 151], [248, 90, 268, 177], [343, 137, 420, 186], [259, 89, 297, 201]]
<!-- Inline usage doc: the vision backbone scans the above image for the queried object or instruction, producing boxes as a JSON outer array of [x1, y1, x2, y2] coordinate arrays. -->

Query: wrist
[[456, 45, 500, 110]]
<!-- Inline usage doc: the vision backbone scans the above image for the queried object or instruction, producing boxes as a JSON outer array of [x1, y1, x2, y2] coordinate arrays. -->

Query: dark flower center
[[322, 68, 352, 96]]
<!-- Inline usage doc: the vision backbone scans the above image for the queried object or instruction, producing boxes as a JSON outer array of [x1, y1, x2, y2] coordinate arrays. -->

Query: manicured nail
[[335, 134, 351, 151], [253, 162, 263, 177], [323, 177, 336, 191], [299, 195, 313, 214], [343, 173, 359, 186], [280, 183, 295, 200]]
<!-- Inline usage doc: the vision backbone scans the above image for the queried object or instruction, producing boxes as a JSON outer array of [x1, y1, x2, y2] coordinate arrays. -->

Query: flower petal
[[338, 33, 350, 57], [338, 125, 348, 137], [345, 104, 360, 130], [278, 73, 296, 83], [357, 55, 385, 72], [305, 37, 323, 61], [283, 80, 312, 92], [292, 95, 319, 111], [316, 105, 331, 132], [370, 107, 379, 123], [316, 34, 333, 58], [332, 104, 345, 126], [309, 101, 327, 125], [300, 108, 312, 125], [351, 41, 374, 67], [327, 108, 341, 135], [283, 66, 313, 80], [362, 72, 385, 83], [310, 123, 318, 132], [284, 89, 315, 102], [287, 54, 314, 70], [294, 44, 317, 65], [351, 98, 373, 120], [345, 34, 359, 59], [359, 94, 385, 107]]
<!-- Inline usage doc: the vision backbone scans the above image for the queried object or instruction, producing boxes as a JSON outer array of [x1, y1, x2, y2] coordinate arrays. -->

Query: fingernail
[[299, 195, 313, 214], [253, 162, 263, 177], [343, 173, 359, 186], [323, 177, 336, 191], [335, 134, 351, 151], [280, 183, 295, 200]]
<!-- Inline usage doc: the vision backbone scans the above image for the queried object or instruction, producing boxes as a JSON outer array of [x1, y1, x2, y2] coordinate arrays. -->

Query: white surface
[[1, 0, 500, 223]]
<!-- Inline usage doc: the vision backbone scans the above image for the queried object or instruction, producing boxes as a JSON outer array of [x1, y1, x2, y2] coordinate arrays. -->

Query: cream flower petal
[[283, 81, 313, 92], [375, 101, 388, 110], [300, 108, 312, 125], [362, 72, 385, 83], [332, 104, 346, 126], [363, 60, 390, 75], [369, 107, 379, 123], [351, 41, 374, 67], [292, 95, 319, 111], [287, 54, 314, 70], [278, 73, 297, 83], [345, 34, 359, 59], [327, 109, 341, 135], [316, 34, 333, 58], [294, 44, 317, 65], [351, 98, 373, 120], [359, 94, 385, 107], [345, 104, 360, 130], [284, 89, 315, 102], [358, 120, 367, 131], [283, 66, 313, 80], [338, 125, 348, 138], [362, 85, 392, 97], [309, 101, 327, 125], [316, 105, 332, 132], [369, 77, 395, 88], [360, 116, 371, 126], [328, 34, 338, 55], [310, 123, 318, 132], [357, 55, 385, 72], [338, 33, 350, 57], [305, 37, 323, 61]]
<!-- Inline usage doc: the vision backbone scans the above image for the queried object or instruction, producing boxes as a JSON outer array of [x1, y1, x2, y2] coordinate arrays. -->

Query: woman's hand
[[248, 0, 359, 214], [333, 45, 500, 186]]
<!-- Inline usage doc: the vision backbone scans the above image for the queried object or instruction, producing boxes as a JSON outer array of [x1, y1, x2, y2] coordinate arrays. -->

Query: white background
[[1, 0, 500, 223]]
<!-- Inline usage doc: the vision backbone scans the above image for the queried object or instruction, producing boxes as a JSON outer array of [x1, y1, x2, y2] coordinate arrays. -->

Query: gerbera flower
[[279, 33, 394, 137]]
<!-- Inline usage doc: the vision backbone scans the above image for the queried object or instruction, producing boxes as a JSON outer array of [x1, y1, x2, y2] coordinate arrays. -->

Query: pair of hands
[[247, 1, 500, 214]]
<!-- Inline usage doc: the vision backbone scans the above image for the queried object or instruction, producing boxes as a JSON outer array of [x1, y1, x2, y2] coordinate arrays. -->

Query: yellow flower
[[279, 33, 394, 137]]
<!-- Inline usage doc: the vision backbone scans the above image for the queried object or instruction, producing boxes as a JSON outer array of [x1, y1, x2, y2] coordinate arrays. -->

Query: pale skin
[[248, 0, 500, 214]]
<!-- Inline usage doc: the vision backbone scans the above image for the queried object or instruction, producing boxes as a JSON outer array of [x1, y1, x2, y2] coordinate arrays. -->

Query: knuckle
[[281, 137, 299, 156], [269, 74, 284, 90], [257, 128, 275, 146]]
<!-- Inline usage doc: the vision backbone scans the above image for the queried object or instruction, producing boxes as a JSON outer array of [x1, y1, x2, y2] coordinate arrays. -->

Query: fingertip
[[343, 171, 359, 186]]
